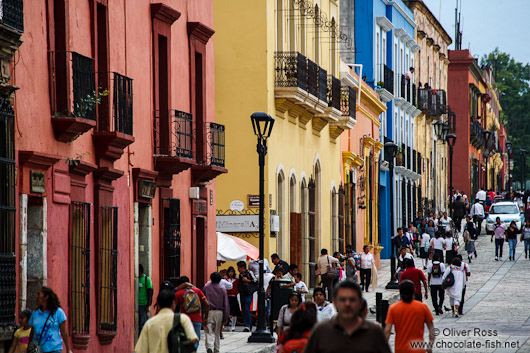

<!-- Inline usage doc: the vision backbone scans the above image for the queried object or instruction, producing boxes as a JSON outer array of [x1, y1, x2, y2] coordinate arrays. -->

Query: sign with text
[[193, 200, 208, 215], [216, 215, 259, 233], [248, 195, 260, 208]]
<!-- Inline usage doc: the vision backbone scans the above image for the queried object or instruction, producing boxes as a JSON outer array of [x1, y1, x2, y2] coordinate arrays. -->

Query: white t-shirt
[[440, 217, 452, 232], [460, 262, 470, 285], [431, 237, 445, 251], [523, 227, 530, 240], [294, 281, 308, 302], [360, 252, 374, 269], [476, 190, 486, 201], [444, 237, 454, 250], [420, 233, 430, 248], [427, 261, 446, 285], [316, 302, 336, 322]]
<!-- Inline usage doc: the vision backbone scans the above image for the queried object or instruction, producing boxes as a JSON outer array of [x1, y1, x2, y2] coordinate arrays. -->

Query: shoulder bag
[[27, 312, 53, 353], [326, 256, 337, 275]]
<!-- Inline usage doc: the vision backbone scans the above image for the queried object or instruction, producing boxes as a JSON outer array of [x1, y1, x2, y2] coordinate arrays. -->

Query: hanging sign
[[216, 215, 259, 232]]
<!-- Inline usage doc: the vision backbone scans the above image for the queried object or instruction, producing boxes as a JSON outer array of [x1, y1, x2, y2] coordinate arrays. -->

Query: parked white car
[[485, 202, 522, 234]]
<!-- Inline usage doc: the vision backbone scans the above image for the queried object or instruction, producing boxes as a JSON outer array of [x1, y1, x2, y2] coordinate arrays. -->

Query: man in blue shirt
[[395, 227, 413, 253]]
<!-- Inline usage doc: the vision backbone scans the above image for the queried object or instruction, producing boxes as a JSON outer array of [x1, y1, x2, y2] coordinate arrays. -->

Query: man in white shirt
[[317, 249, 339, 300], [248, 258, 272, 275], [456, 254, 470, 315], [359, 245, 375, 292], [469, 200, 485, 235], [427, 254, 446, 315], [476, 188, 487, 203]]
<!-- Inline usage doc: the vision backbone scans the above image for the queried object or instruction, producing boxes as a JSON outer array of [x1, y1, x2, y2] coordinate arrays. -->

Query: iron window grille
[[341, 86, 357, 119], [98, 206, 118, 333], [307, 58, 319, 98], [437, 90, 447, 115], [0, 254, 16, 326], [208, 123, 225, 168], [308, 178, 316, 289], [274, 52, 308, 92], [167, 199, 181, 283], [70, 202, 90, 335], [400, 75, 406, 100], [98, 72, 133, 135], [417, 88, 430, 111], [0, 0, 24, 33], [153, 110, 193, 159], [401, 180, 406, 227], [48, 51, 96, 120], [317, 66, 327, 102], [327, 75, 341, 111], [383, 65, 394, 95]]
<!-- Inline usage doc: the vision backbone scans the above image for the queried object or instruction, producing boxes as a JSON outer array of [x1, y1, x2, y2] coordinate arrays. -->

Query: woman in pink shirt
[[491, 217, 507, 261]]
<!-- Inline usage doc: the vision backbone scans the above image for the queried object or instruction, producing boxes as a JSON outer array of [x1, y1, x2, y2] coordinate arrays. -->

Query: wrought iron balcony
[[429, 90, 439, 116], [192, 122, 227, 183], [383, 65, 394, 95], [0, 0, 23, 33], [318, 66, 327, 102], [307, 58, 319, 99], [274, 51, 308, 91], [470, 120, 485, 148], [406, 146, 411, 170], [417, 87, 430, 111], [437, 90, 447, 115], [401, 75, 406, 100], [341, 86, 356, 119], [327, 75, 341, 111], [413, 150, 417, 173], [417, 152, 422, 175], [49, 51, 97, 142]]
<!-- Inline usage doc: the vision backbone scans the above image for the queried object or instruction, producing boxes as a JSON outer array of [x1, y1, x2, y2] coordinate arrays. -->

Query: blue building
[[354, 0, 421, 258]]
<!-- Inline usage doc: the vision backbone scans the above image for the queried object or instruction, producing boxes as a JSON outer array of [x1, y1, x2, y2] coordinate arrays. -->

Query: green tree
[[481, 49, 530, 189]]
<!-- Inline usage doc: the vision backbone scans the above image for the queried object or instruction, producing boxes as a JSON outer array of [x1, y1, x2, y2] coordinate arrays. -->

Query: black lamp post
[[483, 130, 492, 190], [506, 141, 513, 193], [384, 141, 399, 290], [446, 134, 457, 218], [520, 149, 528, 192], [248, 112, 275, 343]]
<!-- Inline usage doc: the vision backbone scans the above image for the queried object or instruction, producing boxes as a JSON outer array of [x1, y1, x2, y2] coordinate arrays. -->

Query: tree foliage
[[481, 49, 530, 187]]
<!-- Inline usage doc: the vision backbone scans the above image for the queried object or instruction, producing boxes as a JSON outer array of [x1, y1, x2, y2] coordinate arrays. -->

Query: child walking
[[8, 309, 32, 353]]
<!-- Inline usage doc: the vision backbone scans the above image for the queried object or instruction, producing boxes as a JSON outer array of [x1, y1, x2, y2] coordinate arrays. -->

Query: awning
[[217, 232, 259, 262]]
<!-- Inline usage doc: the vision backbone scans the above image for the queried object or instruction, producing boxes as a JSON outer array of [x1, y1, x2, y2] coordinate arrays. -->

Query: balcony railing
[[274, 52, 308, 91], [307, 58, 319, 98], [154, 110, 193, 159], [413, 150, 417, 173], [98, 72, 133, 135], [318, 67, 327, 102], [437, 90, 447, 115], [406, 146, 411, 170], [0, 0, 24, 32], [429, 90, 439, 116], [207, 123, 225, 168], [401, 75, 406, 100], [341, 86, 356, 119], [412, 83, 416, 106], [417, 152, 422, 175], [49, 51, 96, 120], [417, 88, 430, 111], [383, 65, 394, 95], [470, 120, 485, 148], [327, 75, 341, 111]]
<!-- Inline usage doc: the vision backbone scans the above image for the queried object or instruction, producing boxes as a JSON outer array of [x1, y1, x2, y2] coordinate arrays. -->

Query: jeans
[[508, 239, 517, 258], [495, 238, 504, 258], [430, 284, 444, 313], [192, 321, 202, 350], [240, 294, 253, 330], [524, 239, 530, 257], [360, 269, 372, 291], [321, 273, 337, 300], [138, 305, 148, 335]]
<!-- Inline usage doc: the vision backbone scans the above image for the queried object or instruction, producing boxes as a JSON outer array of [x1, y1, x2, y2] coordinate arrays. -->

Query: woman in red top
[[225, 266, 240, 331], [278, 301, 317, 353]]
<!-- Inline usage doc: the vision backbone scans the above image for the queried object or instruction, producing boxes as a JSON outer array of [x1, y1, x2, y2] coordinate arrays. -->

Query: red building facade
[[1, 1, 223, 352]]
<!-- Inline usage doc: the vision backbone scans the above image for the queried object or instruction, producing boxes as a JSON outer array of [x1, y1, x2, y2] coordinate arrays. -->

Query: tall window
[[299, 7, 306, 54], [70, 202, 90, 335], [277, 171, 285, 257], [330, 18, 336, 76], [331, 188, 338, 253], [376, 29, 380, 82], [98, 206, 118, 333], [289, 0, 296, 51], [300, 179, 309, 283], [289, 175, 301, 266], [338, 186, 345, 253], [314, 5, 319, 64], [308, 177, 316, 288], [276, 0, 283, 52]]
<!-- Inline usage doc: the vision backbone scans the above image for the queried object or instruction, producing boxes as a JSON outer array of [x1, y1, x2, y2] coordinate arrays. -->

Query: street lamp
[[483, 130, 492, 190], [433, 121, 445, 141], [446, 134, 457, 219], [506, 141, 513, 193], [384, 141, 399, 290], [248, 112, 275, 343]]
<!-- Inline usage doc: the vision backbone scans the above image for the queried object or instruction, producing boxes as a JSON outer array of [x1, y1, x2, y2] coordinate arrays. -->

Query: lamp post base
[[385, 279, 400, 289], [248, 330, 276, 343]]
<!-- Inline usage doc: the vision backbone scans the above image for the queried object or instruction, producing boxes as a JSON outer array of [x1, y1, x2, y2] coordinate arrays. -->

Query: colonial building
[[215, 0, 354, 288], [354, 0, 420, 258], [405, 0, 451, 213], [8, 1, 223, 352]]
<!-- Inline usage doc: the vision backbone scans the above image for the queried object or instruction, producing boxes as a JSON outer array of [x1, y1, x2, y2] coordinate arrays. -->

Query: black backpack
[[431, 262, 442, 278], [167, 313, 196, 353]]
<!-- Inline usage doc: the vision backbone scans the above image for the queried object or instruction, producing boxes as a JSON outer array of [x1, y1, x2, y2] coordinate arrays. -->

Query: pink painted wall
[[15, 1, 217, 352]]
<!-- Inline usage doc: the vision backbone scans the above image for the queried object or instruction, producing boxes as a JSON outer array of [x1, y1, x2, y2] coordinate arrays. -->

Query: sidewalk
[[197, 332, 275, 353]]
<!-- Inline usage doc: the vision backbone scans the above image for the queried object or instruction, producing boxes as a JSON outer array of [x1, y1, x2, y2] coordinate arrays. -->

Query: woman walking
[[442, 258, 465, 318], [359, 245, 375, 292], [225, 266, 240, 331], [492, 217, 507, 261], [277, 302, 317, 353], [506, 221, 519, 261], [29, 286, 72, 353], [425, 220, 436, 239], [464, 216, 477, 263], [276, 292, 301, 336], [521, 220, 530, 259], [419, 230, 431, 269], [444, 232, 456, 265], [431, 231, 445, 264]]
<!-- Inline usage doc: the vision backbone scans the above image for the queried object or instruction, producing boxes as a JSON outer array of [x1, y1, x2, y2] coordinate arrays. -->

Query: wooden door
[[290, 213, 302, 267]]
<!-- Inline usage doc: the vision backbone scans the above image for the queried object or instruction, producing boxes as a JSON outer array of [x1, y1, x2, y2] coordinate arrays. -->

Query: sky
[[421, 0, 530, 65]]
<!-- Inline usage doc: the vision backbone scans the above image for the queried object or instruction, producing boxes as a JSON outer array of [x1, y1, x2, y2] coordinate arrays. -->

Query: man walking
[[476, 187, 487, 203], [427, 254, 445, 315], [469, 200, 485, 235], [305, 281, 391, 353], [271, 253, 289, 275], [175, 276, 210, 349], [399, 259, 428, 302], [135, 289, 198, 353], [138, 264, 153, 335], [456, 254, 470, 315], [451, 196, 466, 233], [203, 272, 229, 353], [237, 261, 258, 332], [385, 280, 435, 353]]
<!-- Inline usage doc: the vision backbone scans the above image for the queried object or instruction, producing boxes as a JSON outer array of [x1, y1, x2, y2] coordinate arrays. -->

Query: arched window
[[314, 5, 320, 64], [276, 0, 284, 52], [277, 170, 286, 258], [330, 18, 336, 76], [331, 186, 338, 253], [289, 174, 301, 266], [300, 178, 309, 284], [289, 0, 296, 51]]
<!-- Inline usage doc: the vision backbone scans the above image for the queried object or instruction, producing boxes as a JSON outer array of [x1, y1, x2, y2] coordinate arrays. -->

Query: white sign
[[230, 200, 245, 212], [270, 215, 280, 232], [216, 215, 259, 232]]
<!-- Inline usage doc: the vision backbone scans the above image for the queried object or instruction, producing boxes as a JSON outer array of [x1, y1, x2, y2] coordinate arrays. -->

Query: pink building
[[2, 1, 224, 351]]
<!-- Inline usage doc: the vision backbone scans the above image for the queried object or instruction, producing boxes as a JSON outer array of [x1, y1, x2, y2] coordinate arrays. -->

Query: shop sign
[[216, 215, 259, 232], [30, 171, 45, 194], [138, 179, 156, 199], [193, 199, 208, 215], [248, 195, 260, 208], [230, 200, 244, 211]]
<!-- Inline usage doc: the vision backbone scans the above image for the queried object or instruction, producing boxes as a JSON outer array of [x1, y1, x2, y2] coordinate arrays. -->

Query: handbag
[[442, 269, 455, 289], [27, 311, 53, 353], [326, 256, 337, 276]]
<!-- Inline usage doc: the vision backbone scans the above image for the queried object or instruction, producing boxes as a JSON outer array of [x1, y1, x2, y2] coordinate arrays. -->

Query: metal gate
[[167, 198, 181, 283]]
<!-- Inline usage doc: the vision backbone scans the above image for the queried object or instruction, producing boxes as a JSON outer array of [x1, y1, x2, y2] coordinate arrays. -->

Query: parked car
[[485, 202, 522, 234]]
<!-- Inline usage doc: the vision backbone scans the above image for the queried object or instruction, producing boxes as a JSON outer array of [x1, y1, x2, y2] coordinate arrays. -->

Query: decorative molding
[[376, 17, 394, 32], [400, 33, 411, 43], [19, 151, 61, 170], [394, 28, 406, 38], [406, 39, 416, 48], [358, 106, 382, 127], [416, 29, 426, 40], [187, 22, 215, 45], [363, 136, 376, 148], [426, 37, 434, 47], [411, 44, 421, 53], [69, 160, 97, 176], [151, 3, 181, 25], [376, 87, 393, 103], [132, 168, 158, 181], [433, 44, 441, 52], [374, 142, 384, 153]]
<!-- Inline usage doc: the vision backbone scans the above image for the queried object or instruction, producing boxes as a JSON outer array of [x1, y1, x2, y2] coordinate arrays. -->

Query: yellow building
[[214, 0, 352, 287]]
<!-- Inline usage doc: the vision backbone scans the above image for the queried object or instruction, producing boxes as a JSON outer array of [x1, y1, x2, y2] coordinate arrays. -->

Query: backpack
[[442, 270, 455, 289], [431, 262, 442, 278], [283, 332, 310, 353], [182, 288, 201, 314], [167, 313, 196, 353]]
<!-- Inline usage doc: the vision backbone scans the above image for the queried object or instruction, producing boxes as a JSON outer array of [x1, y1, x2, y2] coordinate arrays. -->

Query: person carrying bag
[[27, 312, 52, 353]]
